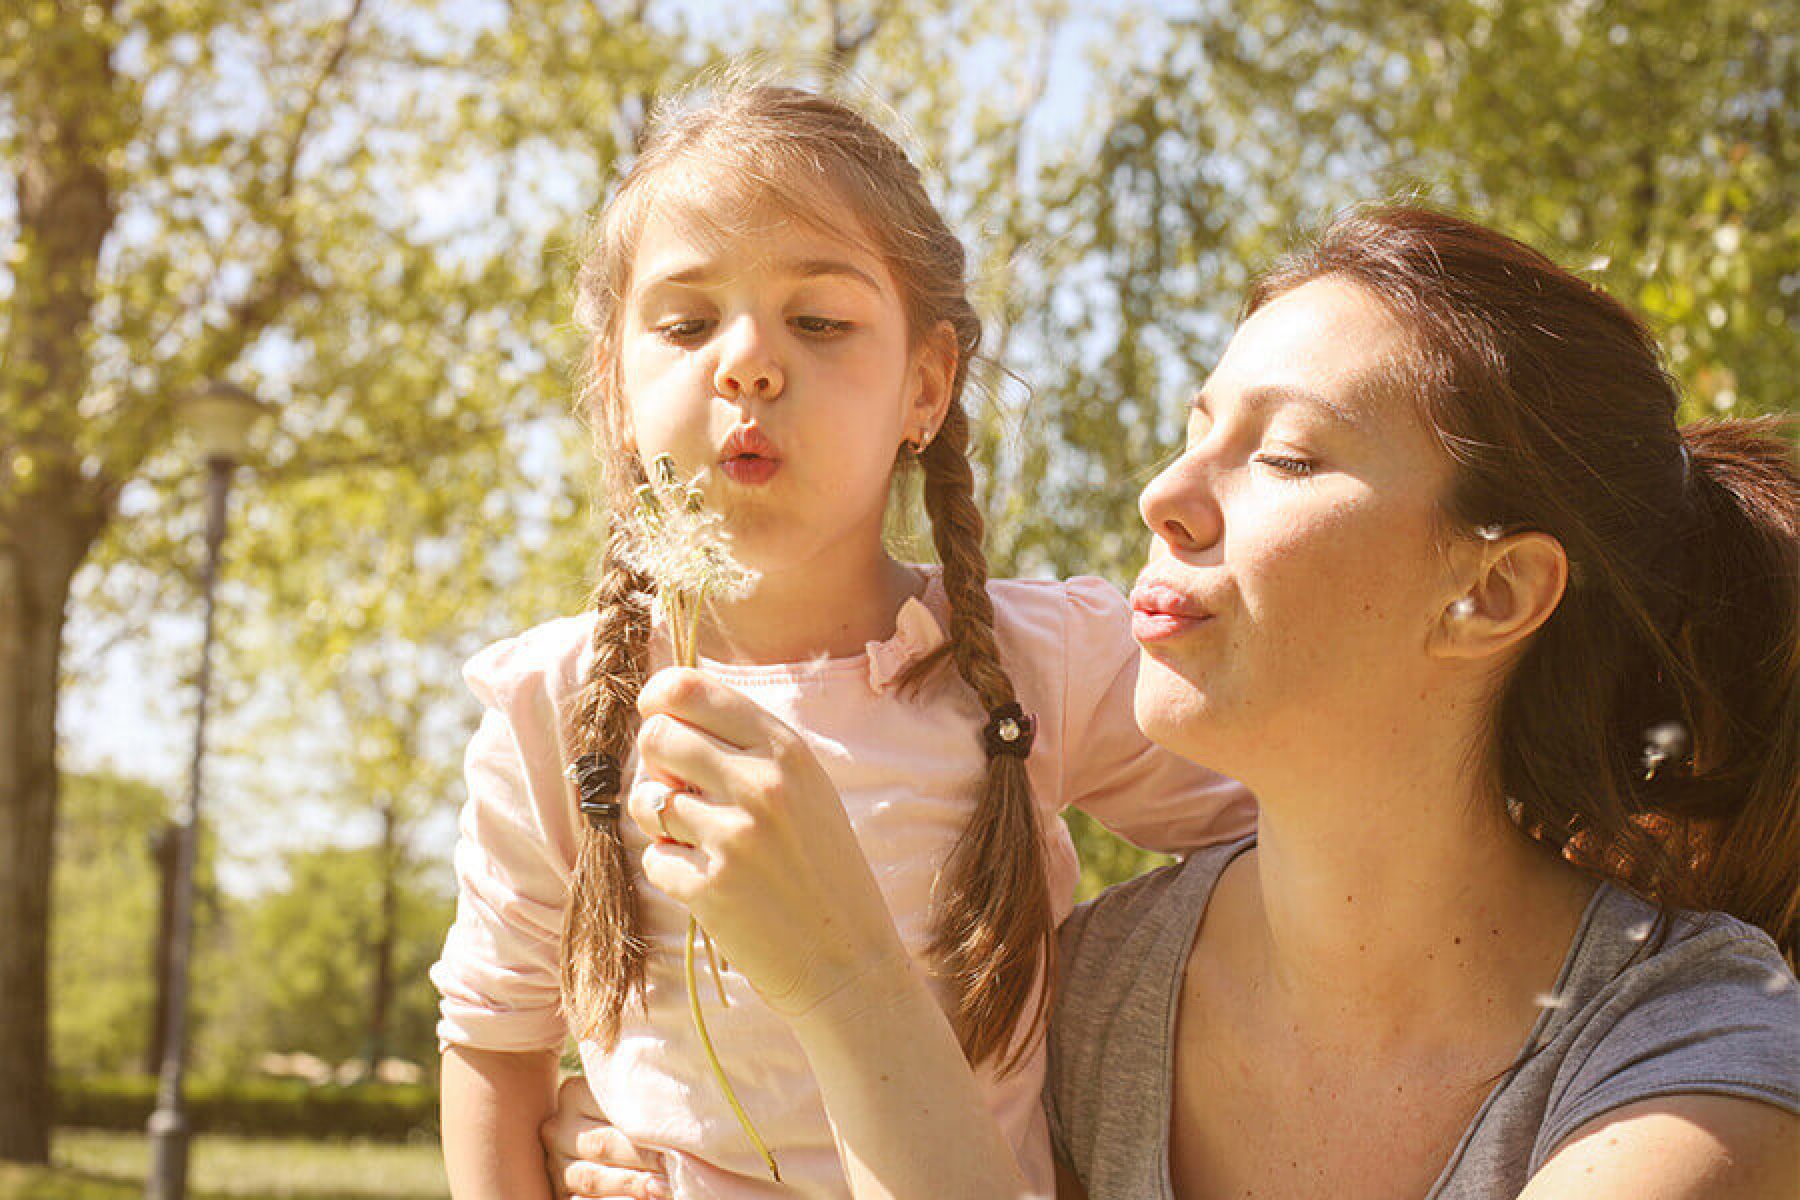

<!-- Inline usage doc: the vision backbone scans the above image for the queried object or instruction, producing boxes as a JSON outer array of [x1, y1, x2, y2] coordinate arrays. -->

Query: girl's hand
[[539, 1074, 670, 1200], [630, 667, 912, 1022]]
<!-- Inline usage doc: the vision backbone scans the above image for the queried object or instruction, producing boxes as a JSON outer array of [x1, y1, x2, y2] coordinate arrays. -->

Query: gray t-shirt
[[1045, 837, 1799, 1199]]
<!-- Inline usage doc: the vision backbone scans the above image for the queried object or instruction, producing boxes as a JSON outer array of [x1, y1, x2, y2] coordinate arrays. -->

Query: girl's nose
[[1139, 451, 1222, 555], [713, 316, 784, 401]]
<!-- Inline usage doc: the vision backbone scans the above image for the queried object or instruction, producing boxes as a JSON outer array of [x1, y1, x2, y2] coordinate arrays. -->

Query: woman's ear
[[1430, 531, 1569, 661], [906, 320, 958, 440]]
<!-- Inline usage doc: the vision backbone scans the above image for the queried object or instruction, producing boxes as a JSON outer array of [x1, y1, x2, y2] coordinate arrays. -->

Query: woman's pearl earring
[[1448, 596, 1477, 620]]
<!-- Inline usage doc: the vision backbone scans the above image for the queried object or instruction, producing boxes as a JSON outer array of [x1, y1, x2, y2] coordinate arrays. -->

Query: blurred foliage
[[53, 1076, 436, 1141], [51, 774, 225, 1077], [1065, 810, 1175, 903], [198, 846, 451, 1076], [12, 0, 1795, 1119], [51, 774, 167, 1075], [53, 773, 447, 1078], [992, 0, 1795, 585]]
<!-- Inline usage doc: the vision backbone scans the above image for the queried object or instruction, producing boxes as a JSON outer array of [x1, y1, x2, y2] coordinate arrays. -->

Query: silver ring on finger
[[650, 788, 674, 841]]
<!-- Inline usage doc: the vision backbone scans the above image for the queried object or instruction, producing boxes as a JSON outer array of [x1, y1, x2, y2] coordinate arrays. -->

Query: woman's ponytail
[[1664, 418, 1798, 956]]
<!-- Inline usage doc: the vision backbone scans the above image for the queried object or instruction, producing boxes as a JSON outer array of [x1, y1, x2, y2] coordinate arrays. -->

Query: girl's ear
[[1429, 530, 1569, 661], [906, 320, 958, 440]]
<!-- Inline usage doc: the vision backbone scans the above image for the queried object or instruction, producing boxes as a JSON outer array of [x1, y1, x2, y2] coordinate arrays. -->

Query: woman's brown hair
[[1249, 205, 1798, 957], [560, 81, 1052, 1072]]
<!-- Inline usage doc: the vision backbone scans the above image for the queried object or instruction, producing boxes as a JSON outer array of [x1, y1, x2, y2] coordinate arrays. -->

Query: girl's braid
[[560, 518, 654, 1046], [917, 403, 1055, 1074]]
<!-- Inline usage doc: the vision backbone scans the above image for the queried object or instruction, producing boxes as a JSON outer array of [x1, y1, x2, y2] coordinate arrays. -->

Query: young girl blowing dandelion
[[432, 81, 1255, 1200]]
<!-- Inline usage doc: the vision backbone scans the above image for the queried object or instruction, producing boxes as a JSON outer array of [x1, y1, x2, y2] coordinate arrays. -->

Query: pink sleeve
[[429, 626, 586, 1054], [1057, 576, 1256, 853]]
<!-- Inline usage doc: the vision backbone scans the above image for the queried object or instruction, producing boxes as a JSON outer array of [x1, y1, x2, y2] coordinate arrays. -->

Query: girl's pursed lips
[[719, 424, 782, 463]]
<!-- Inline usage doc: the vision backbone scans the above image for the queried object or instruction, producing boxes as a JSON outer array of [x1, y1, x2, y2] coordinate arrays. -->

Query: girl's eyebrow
[[643, 258, 883, 294]]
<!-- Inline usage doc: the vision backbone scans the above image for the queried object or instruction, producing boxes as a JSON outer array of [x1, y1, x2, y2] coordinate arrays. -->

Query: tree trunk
[[364, 798, 398, 1071], [0, 497, 96, 1162]]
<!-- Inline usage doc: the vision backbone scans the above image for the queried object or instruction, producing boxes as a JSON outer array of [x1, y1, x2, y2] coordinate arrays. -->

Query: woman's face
[[1131, 277, 1465, 779]]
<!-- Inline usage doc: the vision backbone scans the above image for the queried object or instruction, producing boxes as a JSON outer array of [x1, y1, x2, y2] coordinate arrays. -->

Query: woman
[[543, 206, 1798, 1199]]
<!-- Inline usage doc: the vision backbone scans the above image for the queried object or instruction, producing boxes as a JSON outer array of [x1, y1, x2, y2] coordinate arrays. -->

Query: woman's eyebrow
[[1195, 384, 1365, 430]]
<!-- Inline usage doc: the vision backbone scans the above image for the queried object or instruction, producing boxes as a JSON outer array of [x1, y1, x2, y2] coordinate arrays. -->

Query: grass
[[0, 1131, 448, 1200]]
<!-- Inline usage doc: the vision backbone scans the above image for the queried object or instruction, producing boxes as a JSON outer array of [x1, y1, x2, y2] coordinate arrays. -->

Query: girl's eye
[[655, 318, 711, 342], [792, 316, 852, 337], [1254, 453, 1317, 478]]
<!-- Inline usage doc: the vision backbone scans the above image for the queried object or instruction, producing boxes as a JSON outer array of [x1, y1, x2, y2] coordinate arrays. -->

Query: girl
[[431, 83, 1254, 1199], [548, 206, 1798, 1199]]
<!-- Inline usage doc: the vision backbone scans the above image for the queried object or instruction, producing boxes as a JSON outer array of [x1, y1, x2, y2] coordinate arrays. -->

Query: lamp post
[[147, 382, 269, 1200]]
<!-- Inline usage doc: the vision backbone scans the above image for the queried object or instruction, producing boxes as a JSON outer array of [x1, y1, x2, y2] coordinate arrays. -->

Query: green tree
[[201, 843, 452, 1076], [996, 0, 1793, 590], [1, 0, 677, 1159], [50, 773, 166, 1077], [49, 772, 226, 1078]]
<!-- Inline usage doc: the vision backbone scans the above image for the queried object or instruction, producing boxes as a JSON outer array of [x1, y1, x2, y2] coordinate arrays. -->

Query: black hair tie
[[566, 752, 623, 823], [983, 702, 1037, 759]]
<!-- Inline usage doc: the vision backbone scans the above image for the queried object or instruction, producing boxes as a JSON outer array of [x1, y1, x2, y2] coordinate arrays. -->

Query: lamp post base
[[145, 1107, 189, 1200]]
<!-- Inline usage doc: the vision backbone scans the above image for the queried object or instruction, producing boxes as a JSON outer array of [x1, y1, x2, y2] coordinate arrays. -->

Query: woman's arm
[[1518, 1095, 1797, 1200], [441, 1044, 559, 1200]]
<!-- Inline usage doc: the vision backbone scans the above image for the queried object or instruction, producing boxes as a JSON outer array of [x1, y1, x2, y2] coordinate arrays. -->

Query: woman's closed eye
[[1253, 452, 1318, 477]]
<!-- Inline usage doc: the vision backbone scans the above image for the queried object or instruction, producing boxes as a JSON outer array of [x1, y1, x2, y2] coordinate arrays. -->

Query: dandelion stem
[[687, 918, 781, 1182], [630, 455, 774, 1180]]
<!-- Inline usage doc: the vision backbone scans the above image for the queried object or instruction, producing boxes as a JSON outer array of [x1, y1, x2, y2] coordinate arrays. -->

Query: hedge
[[52, 1076, 437, 1142]]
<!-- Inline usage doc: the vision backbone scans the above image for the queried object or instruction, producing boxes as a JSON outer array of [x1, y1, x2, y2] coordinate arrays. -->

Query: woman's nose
[[1139, 452, 1221, 555], [713, 315, 784, 401]]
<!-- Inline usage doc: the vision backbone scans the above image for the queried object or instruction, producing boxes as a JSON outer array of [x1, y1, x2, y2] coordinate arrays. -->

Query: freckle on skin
[[1454, 936, 1462, 945]]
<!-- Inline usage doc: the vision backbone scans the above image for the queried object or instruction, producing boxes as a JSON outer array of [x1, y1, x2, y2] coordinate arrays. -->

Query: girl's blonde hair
[[561, 81, 1052, 1073]]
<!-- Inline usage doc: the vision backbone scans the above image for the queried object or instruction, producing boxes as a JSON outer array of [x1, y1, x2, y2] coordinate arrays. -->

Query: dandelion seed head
[[622, 458, 757, 602]]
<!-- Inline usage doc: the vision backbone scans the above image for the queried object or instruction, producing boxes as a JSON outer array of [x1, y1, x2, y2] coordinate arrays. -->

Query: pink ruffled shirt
[[431, 573, 1255, 1199]]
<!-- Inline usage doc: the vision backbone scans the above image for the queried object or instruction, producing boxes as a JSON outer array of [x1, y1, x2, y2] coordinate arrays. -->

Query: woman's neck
[[694, 545, 923, 666], [1224, 731, 1596, 1053]]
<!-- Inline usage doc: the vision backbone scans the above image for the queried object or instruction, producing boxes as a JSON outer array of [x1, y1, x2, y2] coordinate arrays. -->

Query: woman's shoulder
[[1521, 886, 1799, 1167], [461, 612, 598, 713], [1562, 885, 1795, 1014]]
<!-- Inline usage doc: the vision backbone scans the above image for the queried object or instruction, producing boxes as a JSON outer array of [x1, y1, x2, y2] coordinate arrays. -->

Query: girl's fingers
[[573, 1116, 665, 1172], [635, 708, 745, 800], [628, 778, 743, 851], [640, 835, 710, 901], [561, 1161, 670, 1200], [638, 667, 777, 750]]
